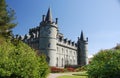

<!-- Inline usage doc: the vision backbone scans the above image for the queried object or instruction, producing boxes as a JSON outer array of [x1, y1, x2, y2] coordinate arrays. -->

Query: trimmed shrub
[[87, 49, 120, 78]]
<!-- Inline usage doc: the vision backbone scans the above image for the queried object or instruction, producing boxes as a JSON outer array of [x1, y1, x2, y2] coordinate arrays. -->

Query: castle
[[22, 8, 88, 67]]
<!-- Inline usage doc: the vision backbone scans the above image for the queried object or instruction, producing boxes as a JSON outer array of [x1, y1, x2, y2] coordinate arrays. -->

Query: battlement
[[57, 33, 77, 48]]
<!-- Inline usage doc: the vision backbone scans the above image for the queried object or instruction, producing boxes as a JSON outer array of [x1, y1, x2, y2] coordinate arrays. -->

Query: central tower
[[39, 8, 58, 66]]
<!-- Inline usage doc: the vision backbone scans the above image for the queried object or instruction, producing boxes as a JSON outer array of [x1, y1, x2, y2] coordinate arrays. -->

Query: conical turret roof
[[45, 7, 52, 22], [80, 31, 85, 41]]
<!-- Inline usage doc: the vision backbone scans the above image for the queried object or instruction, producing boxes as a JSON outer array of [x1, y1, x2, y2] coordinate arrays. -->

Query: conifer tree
[[0, 0, 16, 37]]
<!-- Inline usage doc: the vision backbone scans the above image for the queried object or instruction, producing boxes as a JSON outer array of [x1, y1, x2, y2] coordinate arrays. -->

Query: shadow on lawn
[[72, 73, 88, 76]]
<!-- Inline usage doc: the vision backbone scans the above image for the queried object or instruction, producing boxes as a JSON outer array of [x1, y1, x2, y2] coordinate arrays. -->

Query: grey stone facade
[[22, 8, 88, 67]]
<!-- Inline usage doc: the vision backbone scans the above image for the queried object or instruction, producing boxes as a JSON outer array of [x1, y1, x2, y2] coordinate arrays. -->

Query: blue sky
[[6, 0, 120, 57]]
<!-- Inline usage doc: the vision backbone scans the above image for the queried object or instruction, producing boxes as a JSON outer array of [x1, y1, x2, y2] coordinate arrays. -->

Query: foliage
[[38, 54, 50, 78], [0, 0, 16, 37], [75, 66, 87, 72], [87, 49, 120, 78], [0, 38, 49, 78]]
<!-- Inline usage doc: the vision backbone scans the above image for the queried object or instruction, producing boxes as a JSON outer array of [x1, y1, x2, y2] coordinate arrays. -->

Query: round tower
[[77, 31, 88, 66], [39, 8, 58, 67]]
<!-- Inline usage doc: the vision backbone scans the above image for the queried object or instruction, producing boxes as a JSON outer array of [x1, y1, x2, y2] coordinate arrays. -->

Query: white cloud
[[88, 54, 93, 58]]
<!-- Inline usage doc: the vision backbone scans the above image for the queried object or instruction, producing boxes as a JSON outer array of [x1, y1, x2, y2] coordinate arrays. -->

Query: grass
[[57, 75, 87, 78], [72, 72, 88, 76], [57, 71, 88, 78]]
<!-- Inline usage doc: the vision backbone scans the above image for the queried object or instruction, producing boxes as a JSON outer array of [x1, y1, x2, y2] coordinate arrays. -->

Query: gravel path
[[47, 72, 80, 78]]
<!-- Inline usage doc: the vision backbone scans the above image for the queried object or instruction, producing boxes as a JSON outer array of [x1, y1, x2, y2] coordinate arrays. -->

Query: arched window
[[73, 60, 75, 64], [74, 52, 75, 55], [56, 57, 58, 67], [57, 47, 58, 53], [66, 49, 68, 54], [62, 48, 64, 54], [70, 59, 72, 65], [65, 59, 69, 65], [62, 58, 64, 67]]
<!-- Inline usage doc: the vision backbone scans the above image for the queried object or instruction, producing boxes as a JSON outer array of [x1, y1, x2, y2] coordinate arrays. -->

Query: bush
[[87, 49, 120, 78], [38, 55, 50, 78], [75, 66, 87, 72], [0, 38, 49, 78]]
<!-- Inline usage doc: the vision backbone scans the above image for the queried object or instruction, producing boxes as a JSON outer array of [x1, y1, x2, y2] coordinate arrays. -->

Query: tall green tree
[[0, 0, 16, 37]]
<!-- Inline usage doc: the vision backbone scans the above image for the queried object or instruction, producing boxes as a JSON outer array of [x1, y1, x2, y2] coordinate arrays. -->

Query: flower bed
[[50, 66, 86, 73], [66, 67, 76, 72], [50, 67, 64, 73]]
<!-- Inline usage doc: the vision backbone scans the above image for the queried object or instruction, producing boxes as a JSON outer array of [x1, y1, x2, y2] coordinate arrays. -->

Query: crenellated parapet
[[21, 26, 40, 42], [29, 26, 40, 38], [57, 33, 77, 49]]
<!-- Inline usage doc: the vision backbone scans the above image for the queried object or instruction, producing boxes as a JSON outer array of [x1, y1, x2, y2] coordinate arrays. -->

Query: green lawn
[[57, 75, 87, 78], [57, 71, 88, 78]]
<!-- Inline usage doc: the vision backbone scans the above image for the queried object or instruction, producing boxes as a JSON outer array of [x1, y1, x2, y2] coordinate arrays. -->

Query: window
[[57, 47, 58, 53], [70, 51, 72, 55], [62, 58, 64, 67], [56, 57, 58, 67], [62, 48, 64, 54], [48, 43, 51, 47], [66, 50, 68, 54], [73, 60, 75, 64], [74, 52, 75, 55], [70, 59, 72, 65], [65, 56, 68, 65]]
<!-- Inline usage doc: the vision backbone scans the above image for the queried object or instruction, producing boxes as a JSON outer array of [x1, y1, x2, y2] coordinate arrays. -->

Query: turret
[[80, 30, 85, 41], [39, 8, 58, 67], [45, 7, 53, 23], [77, 31, 88, 66]]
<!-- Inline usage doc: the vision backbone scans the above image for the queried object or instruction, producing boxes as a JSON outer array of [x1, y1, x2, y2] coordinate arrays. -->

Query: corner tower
[[77, 31, 88, 66], [39, 8, 58, 66]]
